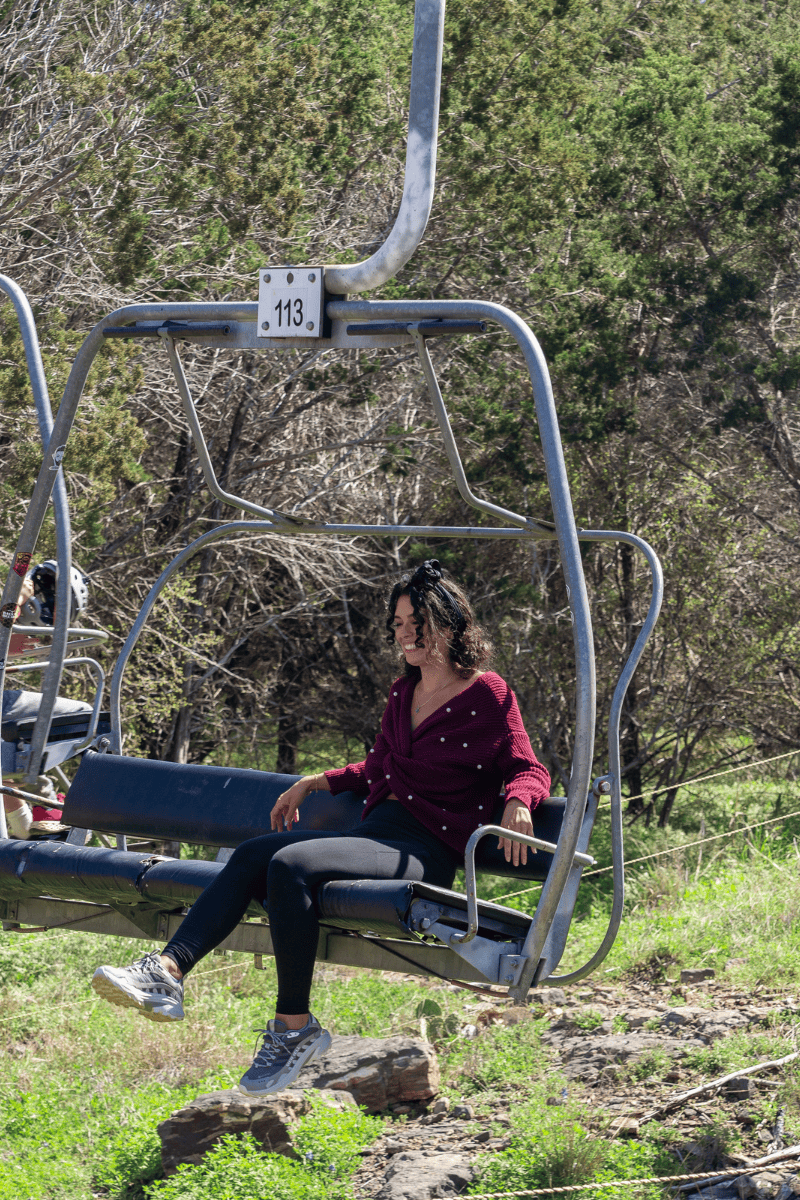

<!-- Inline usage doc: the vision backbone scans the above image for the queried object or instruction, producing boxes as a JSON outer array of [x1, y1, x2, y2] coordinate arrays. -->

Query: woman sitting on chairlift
[[92, 560, 550, 1095]]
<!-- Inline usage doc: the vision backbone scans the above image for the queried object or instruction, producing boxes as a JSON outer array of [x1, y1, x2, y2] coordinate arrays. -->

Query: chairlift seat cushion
[[0, 838, 529, 942], [62, 751, 566, 882], [2, 710, 108, 744], [316, 878, 531, 942]]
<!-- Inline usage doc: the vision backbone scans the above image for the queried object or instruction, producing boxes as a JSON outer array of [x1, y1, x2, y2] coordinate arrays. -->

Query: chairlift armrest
[[452, 824, 595, 946], [11, 625, 108, 640]]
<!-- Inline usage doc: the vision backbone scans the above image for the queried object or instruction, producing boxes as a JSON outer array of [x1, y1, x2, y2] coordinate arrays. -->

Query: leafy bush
[[469, 1116, 607, 1194], [144, 1097, 382, 1200], [144, 1135, 335, 1200], [470, 1113, 675, 1199], [293, 1096, 383, 1178]]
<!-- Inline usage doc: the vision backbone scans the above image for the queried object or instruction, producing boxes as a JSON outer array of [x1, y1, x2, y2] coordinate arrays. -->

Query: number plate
[[257, 267, 323, 339]]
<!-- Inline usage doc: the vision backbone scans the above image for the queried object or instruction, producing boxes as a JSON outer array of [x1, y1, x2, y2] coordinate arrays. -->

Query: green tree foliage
[[1, 0, 799, 815]]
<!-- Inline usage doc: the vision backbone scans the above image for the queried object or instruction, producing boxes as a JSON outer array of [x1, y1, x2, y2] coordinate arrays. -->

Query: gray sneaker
[[91, 951, 185, 1022], [239, 1016, 332, 1096]]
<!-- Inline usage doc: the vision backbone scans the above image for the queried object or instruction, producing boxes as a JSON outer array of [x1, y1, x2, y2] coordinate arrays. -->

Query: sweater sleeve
[[493, 687, 550, 812], [323, 709, 393, 796]]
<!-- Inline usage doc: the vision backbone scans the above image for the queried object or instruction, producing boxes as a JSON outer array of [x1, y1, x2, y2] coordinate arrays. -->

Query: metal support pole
[[324, 0, 445, 295], [545, 529, 663, 985], [0, 277, 72, 805]]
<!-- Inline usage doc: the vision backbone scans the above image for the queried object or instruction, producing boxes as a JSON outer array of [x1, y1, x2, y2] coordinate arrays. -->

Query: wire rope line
[[0, 956, 247, 1025], [600, 747, 800, 811], [584, 805, 800, 878], [492, 803, 800, 905], [463, 1148, 800, 1198]]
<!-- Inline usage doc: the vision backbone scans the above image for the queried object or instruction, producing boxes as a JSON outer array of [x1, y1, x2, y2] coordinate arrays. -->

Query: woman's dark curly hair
[[385, 560, 493, 680]]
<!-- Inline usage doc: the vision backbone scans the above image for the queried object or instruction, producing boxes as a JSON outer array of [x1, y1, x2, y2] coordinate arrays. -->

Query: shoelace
[[133, 951, 162, 974], [135, 952, 179, 989], [251, 1027, 284, 1067]]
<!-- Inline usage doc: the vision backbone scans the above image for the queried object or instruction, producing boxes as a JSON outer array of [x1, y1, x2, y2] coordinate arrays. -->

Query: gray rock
[[692, 1184, 739, 1200], [622, 1007, 661, 1029], [534, 988, 566, 1008], [737, 1171, 795, 1199], [723, 1077, 756, 1101], [682, 968, 716, 984], [376, 1150, 475, 1199], [290, 1034, 439, 1113], [540, 1029, 686, 1083], [662, 1007, 698, 1028], [157, 1087, 353, 1175]]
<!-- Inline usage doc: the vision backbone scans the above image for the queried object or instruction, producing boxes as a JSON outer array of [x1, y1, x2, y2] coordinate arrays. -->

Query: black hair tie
[[408, 560, 466, 633]]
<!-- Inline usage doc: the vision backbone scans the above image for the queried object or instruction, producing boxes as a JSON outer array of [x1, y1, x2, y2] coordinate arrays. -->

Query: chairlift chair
[[0, 278, 110, 793], [0, 0, 663, 1001]]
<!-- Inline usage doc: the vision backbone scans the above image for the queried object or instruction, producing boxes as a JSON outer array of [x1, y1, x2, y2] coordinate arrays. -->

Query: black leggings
[[162, 801, 460, 1014]]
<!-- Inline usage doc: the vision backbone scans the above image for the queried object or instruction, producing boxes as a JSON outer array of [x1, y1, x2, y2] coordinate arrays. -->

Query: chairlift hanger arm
[[330, 297, 595, 993], [324, 0, 445, 295]]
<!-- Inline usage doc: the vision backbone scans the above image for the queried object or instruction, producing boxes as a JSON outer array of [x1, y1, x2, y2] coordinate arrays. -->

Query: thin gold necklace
[[414, 676, 457, 715]]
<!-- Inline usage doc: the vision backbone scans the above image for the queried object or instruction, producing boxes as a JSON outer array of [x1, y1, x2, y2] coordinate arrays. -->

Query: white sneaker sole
[[91, 967, 184, 1022], [238, 1029, 332, 1096]]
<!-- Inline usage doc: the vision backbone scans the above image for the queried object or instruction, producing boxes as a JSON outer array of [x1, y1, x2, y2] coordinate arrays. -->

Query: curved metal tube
[[324, 0, 445, 295], [453, 825, 595, 946], [0, 275, 72, 807], [410, 328, 555, 534], [164, 337, 298, 525], [545, 529, 663, 985], [108, 521, 278, 753], [9, 656, 107, 749]]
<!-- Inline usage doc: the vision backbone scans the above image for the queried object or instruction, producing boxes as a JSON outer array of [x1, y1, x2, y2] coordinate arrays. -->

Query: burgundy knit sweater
[[324, 671, 550, 857]]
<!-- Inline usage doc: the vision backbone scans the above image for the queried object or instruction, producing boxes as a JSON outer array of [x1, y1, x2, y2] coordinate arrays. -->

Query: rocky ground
[[159, 974, 800, 1200], [349, 976, 799, 1200]]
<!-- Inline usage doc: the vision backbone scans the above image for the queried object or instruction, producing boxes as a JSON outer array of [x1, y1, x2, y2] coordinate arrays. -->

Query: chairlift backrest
[[61, 749, 572, 882]]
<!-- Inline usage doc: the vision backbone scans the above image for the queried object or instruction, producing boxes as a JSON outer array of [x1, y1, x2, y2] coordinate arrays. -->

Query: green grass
[[2, 779, 799, 1196], [469, 1108, 676, 1200], [0, 932, 470, 1199]]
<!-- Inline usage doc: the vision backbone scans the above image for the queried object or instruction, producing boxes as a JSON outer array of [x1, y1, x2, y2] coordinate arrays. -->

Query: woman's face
[[393, 594, 449, 667]]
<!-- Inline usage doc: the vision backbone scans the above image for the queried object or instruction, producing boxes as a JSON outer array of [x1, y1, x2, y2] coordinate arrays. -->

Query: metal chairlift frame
[[0, 0, 663, 999], [0, 275, 108, 790]]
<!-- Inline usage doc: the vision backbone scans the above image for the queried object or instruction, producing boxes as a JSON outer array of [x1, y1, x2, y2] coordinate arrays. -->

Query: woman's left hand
[[498, 798, 533, 866]]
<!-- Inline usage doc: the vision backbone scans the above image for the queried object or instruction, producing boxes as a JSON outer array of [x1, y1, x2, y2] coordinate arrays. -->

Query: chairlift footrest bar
[[345, 320, 487, 338], [102, 323, 232, 339]]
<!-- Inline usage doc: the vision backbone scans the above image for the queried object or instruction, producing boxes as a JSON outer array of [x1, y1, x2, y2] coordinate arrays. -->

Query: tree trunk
[[658, 785, 679, 828], [276, 713, 299, 775]]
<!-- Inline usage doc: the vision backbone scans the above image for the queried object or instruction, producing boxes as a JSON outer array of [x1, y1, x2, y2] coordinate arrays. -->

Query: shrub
[[144, 1096, 382, 1200]]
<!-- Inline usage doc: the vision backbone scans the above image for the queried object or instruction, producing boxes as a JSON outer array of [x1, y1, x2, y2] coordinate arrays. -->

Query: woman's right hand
[[270, 777, 314, 831]]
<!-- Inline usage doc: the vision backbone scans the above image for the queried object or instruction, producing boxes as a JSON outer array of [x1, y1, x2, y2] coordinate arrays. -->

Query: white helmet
[[22, 560, 89, 627]]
